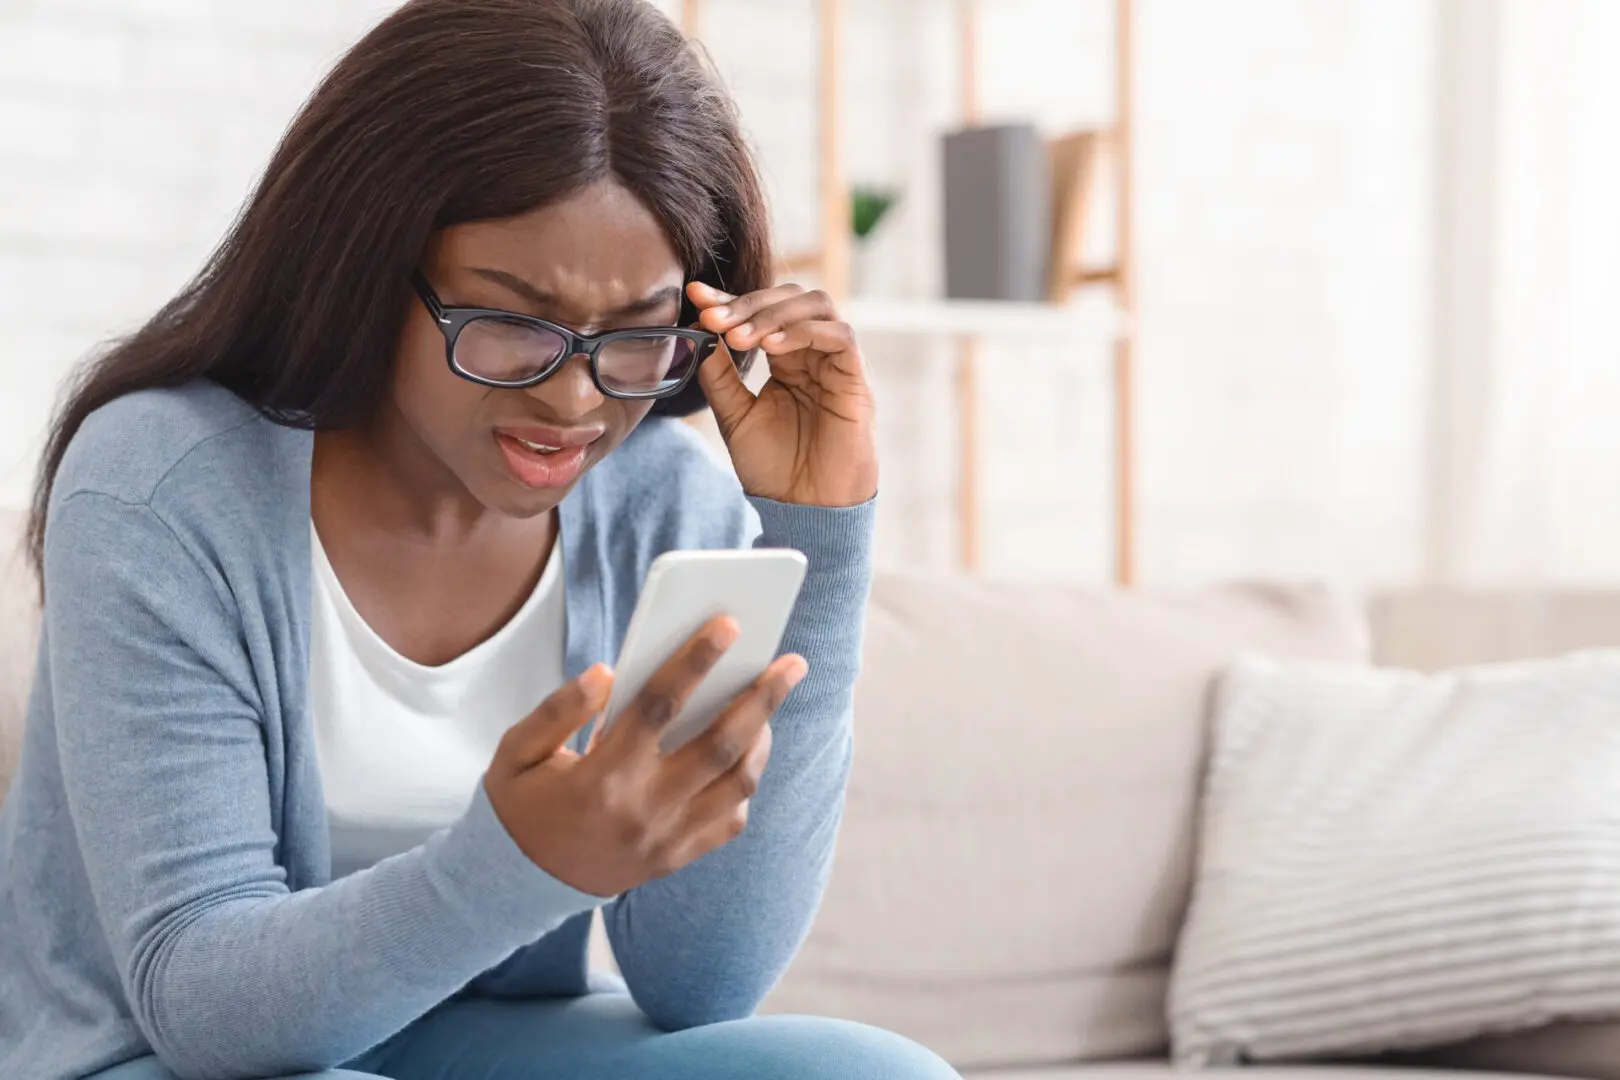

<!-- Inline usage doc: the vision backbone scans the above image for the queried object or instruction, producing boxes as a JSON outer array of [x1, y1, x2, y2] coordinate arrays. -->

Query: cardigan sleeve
[[603, 494, 876, 1028]]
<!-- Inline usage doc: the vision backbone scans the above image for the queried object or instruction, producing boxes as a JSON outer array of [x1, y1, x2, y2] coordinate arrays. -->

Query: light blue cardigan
[[0, 381, 873, 1080]]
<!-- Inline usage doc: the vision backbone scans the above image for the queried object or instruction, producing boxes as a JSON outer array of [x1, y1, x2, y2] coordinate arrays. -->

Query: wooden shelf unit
[[845, 297, 1124, 341], [680, 0, 1138, 585]]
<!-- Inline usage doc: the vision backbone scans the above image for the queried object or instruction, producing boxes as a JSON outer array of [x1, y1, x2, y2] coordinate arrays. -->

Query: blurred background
[[2, 0, 1618, 590]]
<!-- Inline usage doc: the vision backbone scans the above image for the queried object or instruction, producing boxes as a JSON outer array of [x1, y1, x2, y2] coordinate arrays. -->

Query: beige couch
[[4, 505, 1619, 1079]]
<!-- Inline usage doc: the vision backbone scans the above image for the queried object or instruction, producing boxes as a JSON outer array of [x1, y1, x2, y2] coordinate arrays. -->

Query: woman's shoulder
[[54, 380, 303, 512]]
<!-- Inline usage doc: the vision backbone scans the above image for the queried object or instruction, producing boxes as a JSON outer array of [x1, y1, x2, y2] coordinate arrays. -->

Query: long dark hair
[[27, 0, 771, 580]]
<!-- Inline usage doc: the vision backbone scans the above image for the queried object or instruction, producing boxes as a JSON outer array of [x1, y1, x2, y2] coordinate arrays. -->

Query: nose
[[524, 352, 604, 421]]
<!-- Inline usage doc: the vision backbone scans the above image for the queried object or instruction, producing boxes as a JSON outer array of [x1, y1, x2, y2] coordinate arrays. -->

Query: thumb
[[698, 341, 755, 440], [495, 664, 614, 774]]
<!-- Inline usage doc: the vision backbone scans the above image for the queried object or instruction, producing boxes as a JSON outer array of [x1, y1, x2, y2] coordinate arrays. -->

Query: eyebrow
[[469, 267, 683, 321]]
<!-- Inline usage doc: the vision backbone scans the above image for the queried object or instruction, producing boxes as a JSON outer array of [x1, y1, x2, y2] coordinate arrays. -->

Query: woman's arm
[[46, 492, 602, 1080], [603, 494, 874, 1028], [602, 276, 878, 1028]]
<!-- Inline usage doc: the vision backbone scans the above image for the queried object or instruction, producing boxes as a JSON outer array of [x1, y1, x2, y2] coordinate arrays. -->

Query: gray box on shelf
[[942, 123, 1051, 302]]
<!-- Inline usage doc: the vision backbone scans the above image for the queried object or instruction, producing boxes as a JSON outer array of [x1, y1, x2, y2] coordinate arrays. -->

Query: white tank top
[[309, 523, 567, 879]]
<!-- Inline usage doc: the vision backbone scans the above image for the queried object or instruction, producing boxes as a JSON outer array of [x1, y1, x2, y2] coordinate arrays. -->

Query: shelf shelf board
[[844, 295, 1127, 341]]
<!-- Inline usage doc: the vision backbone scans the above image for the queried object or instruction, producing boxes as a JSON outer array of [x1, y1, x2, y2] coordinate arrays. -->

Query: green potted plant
[[850, 185, 899, 296]]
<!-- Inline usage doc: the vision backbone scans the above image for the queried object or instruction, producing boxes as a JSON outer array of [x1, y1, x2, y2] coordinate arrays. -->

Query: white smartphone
[[599, 548, 809, 753]]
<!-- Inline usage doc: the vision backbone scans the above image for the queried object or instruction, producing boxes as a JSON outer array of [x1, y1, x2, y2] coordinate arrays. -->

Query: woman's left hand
[[689, 281, 878, 508]]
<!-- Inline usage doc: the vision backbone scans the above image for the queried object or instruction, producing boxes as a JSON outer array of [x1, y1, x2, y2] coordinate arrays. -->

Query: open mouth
[[494, 432, 592, 490]]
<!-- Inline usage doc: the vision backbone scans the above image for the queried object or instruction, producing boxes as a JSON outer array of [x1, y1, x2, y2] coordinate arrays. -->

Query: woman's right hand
[[482, 617, 809, 897]]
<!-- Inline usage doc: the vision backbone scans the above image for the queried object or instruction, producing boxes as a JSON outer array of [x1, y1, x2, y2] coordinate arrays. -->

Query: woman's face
[[390, 180, 687, 518]]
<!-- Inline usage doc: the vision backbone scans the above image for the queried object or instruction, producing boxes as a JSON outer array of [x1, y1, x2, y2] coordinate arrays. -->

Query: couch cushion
[[967, 1066, 1559, 1080], [0, 509, 39, 802], [764, 574, 1369, 1071], [1170, 651, 1620, 1067], [968, 1066, 1570, 1080]]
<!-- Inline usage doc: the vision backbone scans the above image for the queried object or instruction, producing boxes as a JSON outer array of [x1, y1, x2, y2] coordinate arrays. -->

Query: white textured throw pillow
[[1170, 651, 1620, 1067]]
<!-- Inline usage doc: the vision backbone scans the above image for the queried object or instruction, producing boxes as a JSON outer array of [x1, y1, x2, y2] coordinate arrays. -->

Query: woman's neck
[[309, 407, 560, 666], [312, 403, 514, 546]]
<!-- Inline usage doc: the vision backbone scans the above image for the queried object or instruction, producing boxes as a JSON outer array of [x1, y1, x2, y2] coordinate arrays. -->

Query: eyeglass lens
[[453, 316, 700, 396]]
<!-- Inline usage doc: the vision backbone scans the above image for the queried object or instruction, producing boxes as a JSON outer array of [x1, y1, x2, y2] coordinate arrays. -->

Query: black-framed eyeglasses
[[411, 271, 719, 400]]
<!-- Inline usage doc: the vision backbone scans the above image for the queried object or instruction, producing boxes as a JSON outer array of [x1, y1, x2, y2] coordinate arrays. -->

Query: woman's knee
[[713, 1015, 960, 1080]]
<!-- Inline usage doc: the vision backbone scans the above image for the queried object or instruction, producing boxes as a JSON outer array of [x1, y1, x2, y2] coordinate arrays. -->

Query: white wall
[[1426, 0, 1620, 586], [0, 0, 1438, 587], [0, 0, 399, 501]]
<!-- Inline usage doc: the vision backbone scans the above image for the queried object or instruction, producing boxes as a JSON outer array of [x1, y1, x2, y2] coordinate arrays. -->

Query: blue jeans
[[90, 992, 961, 1079]]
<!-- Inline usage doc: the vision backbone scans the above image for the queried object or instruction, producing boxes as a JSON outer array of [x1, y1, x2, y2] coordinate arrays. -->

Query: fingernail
[[733, 322, 754, 338], [709, 288, 737, 302], [711, 305, 732, 319], [784, 656, 809, 687], [769, 660, 807, 709], [711, 617, 741, 648], [764, 331, 787, 347]]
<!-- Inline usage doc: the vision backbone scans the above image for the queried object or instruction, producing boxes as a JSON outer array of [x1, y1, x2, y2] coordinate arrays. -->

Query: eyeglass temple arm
[[410, 271, 450, 322]]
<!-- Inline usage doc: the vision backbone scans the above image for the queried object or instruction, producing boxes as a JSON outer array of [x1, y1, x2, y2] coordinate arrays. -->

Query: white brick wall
[[0, 0, 1437, 587]]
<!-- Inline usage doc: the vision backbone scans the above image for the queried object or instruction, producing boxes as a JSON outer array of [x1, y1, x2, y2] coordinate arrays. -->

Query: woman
[[0, 2, 958, 1078]]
